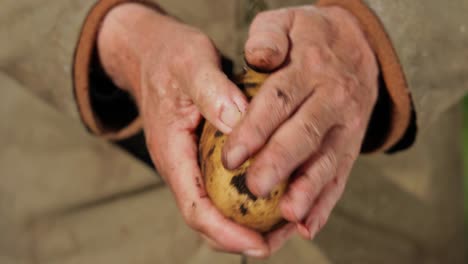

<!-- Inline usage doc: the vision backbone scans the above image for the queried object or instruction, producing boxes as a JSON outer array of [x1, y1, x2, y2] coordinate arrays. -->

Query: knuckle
[[252, 10, 275, 25], [297, 115, 322, 149], [321, 151, 338, 175], [303, 45, 332, 69], [247, 117, 270, 145], [302, 171, 323, 195], [269, 139, 295, 170], [335, 84, 352, 105], [342, 74, 360, 96]]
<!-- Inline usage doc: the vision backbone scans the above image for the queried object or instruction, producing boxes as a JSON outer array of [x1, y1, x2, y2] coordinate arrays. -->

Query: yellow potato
[[199, 68, 287, 233]]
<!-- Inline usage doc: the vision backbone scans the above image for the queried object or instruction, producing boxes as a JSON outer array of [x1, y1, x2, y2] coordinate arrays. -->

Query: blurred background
[[463, 98, 468, 241]]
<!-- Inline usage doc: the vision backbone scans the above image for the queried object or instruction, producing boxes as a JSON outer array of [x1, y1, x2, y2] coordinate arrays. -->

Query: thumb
[[245, 10, 293, 72], [189, 65, 248, 134]]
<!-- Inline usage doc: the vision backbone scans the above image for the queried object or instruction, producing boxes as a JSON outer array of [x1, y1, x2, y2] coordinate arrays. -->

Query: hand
[[223, 5, 379, 246], [98, 3, 273, 258]]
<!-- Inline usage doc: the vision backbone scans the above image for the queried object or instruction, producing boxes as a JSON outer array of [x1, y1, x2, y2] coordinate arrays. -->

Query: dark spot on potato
[[240, 204, 248, 216], [276, 88, 291, 105], [209, 177, 213, 183], [207, 145, 215, 157], [192, 202, 196, 209], [214, 130, 223, 138], [242, 82, 259, 89], [230, 173, 258, 201], [274, 190, 279, 196]]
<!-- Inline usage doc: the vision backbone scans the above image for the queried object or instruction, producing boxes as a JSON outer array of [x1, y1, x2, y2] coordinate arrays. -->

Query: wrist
[[97, 3, 170, 99]]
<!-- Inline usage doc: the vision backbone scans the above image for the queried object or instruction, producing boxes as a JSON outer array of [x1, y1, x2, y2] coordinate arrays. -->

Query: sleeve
[[74, 0, 163, 141], [0, 0, 157, 165]]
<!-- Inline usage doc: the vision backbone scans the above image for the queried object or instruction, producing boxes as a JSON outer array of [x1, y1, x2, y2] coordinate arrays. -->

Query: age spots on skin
[[276, 88, 291, 105]]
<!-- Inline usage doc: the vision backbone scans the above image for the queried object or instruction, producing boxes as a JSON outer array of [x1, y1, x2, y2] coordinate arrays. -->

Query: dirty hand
[[223, 5, 379, 247], [98, 3, 273, 258]]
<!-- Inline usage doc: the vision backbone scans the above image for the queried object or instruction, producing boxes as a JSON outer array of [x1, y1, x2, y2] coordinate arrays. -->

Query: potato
[[199, 68, 287, 233]]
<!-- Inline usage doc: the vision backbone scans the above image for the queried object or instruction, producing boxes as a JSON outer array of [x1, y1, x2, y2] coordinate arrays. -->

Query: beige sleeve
[[0, 0, 104, 124], [74, 0, 163, 140]]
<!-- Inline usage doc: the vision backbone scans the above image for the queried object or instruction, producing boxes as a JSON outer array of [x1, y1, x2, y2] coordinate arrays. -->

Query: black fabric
[[89, 47, 139, 131], [361, 73, 392, 153], [115, 131, 154, 168], [386, 99, 417, 153], [361, 71, 417, 153]]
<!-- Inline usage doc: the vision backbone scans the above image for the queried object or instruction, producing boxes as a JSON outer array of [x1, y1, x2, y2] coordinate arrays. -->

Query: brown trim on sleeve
[[316, 0, 413, 153], [73, 0, 162, 140]]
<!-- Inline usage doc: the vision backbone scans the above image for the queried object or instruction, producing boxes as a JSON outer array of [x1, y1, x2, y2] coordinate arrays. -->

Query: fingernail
[[248, 39, 279, 55], [244, 249, 267, 258], [225, 145, 248, 170], [252, 166, 277, 197], [220, 105, 241, 129]]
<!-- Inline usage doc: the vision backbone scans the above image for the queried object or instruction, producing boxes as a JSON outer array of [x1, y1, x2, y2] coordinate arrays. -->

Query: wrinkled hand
[[98, 3, 282, 258], [223, 5, 379, 245]]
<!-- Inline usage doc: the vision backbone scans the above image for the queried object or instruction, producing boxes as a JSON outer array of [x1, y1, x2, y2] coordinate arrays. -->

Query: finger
[[279, 127, 346, 223], [297, 148, 357, 240], [194, 200, 270, 257], [174, 35, 248, 134], [200, 234, 224, 251], [147, 124, 268, 257], [223, 67, 313, 170], [246, 86, 343, 197], [245, 9, 293, 71], [265, 223, 296, 255], [188, 64, 249, 134]]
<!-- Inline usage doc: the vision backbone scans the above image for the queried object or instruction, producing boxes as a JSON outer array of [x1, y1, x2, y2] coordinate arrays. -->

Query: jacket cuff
[[73, 0, 159, 140], [316, 0, 415, 153]]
